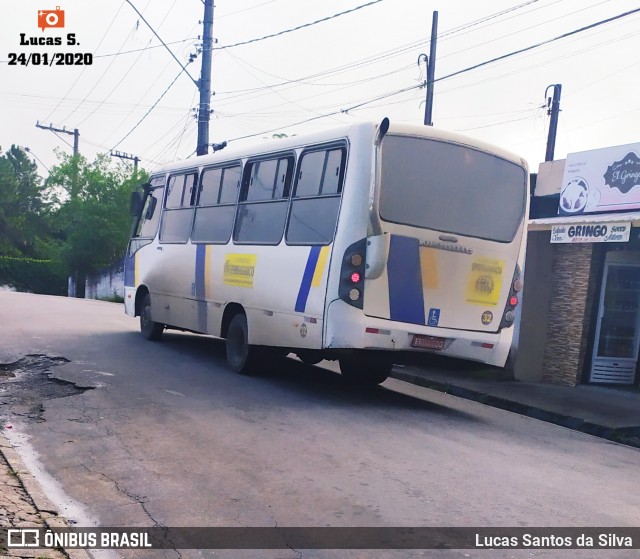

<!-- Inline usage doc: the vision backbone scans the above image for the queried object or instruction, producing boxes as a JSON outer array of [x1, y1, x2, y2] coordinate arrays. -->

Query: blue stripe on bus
[[387, 235, 426, 325], [124, 252, 135, 287], [295, 245, 321, 313], [195, 244, 206, 299], [195, 244, 207, 332]]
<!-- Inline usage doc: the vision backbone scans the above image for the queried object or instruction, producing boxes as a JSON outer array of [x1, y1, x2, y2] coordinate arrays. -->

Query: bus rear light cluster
[[339, 238, 367, 309], [500, 264, 521, 329]]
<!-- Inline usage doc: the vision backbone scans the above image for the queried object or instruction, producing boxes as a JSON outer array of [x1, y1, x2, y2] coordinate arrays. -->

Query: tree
[[46, 153, 147, 295], [0, 145, 50, 257]]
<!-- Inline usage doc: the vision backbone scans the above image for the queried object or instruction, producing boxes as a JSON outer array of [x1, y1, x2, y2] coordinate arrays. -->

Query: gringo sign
[[550, 222, 631, 243], [559, 141, 640, 215]]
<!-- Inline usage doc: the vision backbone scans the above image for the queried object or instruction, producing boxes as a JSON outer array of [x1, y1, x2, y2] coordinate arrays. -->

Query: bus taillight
[[339, 239, 367, 309], [500, 264, 522, 329]]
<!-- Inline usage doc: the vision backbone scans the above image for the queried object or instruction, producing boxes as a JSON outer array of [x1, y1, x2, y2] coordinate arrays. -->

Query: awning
[[528, 212, 640, 231]]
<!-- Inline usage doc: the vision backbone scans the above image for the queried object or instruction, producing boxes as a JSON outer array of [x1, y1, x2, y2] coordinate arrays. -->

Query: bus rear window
[[379, 136, 526, 242]]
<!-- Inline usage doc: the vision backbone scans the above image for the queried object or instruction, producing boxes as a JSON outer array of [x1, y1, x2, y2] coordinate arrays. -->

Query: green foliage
[[46, 152, 148, 277], [0, 145, 50, 257], [0, 256, 67, 295], [0, 144, 147, 291]]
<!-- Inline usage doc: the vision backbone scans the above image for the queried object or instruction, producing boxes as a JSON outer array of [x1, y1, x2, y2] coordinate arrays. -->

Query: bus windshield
[[379, 135, 526, 242]]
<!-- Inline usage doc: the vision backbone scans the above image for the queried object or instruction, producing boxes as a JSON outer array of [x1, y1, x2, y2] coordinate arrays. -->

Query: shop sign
[[559, 141, 640, 215], [550, 222, 631, 243]]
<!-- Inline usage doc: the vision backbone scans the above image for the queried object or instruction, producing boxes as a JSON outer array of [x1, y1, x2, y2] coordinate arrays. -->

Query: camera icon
[[38, 6, 65, 31]]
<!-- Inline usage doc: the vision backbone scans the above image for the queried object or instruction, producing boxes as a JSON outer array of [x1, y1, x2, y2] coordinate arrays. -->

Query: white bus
[[125, 119, 528, 385]]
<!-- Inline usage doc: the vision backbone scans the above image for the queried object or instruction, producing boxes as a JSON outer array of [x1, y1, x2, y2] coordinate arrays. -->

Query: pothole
[[0, 354, 92, 423]]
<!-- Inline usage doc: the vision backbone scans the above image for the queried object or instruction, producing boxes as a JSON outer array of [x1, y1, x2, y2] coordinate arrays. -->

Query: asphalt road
[[1, 291, 639, 559]]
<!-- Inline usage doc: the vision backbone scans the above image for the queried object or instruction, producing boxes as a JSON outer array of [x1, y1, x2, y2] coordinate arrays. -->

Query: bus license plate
[[411, 335, 445, 350]]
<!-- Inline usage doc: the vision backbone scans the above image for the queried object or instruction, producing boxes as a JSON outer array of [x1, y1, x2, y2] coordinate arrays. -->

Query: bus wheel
[[339, 356, 392, 385], [140, 294, 164, 341], [226, 313, 261, 375]]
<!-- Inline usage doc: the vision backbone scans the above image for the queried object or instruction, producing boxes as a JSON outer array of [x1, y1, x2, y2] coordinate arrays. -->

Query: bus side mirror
[[130, 191, 143, 216], [145, 196, 157, 220]]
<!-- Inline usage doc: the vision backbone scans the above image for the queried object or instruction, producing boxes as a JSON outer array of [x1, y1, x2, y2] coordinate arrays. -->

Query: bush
[[0, 256, 67, 295]]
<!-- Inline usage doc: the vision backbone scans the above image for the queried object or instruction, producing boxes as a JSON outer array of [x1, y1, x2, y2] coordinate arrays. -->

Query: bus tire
[[339, 356, 392, 385], [226, 313, 262, 375], [140, 293, 164, 341]]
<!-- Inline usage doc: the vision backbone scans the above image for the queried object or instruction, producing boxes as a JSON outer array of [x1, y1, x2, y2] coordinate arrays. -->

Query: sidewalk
[[391, 361, 640, 449], [0, 433, 89, 559]]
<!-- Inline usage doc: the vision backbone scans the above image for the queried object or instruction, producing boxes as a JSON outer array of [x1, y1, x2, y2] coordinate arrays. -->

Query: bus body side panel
[[209, 243, 331, 349]]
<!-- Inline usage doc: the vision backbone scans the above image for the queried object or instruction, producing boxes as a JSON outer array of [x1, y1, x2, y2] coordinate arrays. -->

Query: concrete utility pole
[[110, 150, 140, 177], [36, 121, 80, 198], [197, 0, 214, 156], [423, 11, 438, 126], [544, 84, 562, 162]]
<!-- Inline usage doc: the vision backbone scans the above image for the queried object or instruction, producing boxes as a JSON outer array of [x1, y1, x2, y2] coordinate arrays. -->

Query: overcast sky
[[1, 0, 639, 177]]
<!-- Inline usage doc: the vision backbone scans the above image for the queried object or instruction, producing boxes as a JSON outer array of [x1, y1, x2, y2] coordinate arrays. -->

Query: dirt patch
[[0, 354, 91, 423]]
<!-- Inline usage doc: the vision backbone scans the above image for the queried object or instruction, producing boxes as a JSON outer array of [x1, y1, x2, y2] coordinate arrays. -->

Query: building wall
[[541, 243, 597, 385], [85, 262, 124, 300], [514, 231, 554, 382]]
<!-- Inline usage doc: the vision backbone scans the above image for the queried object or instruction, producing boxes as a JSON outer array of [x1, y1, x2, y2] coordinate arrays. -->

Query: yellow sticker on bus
[[466, 257, 504, 306], [223, 254, 257, 288]]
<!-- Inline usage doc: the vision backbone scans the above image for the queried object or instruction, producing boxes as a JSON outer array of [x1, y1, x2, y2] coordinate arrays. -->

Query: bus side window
[[160, 171, 198, 243], [135, 186, 164, 238], [286, 147, 346, 245], [192, 164, 241, 244], [234, 155, 293, 244]]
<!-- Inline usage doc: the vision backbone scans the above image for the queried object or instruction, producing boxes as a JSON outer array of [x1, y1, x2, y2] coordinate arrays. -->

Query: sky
[[1, 0, 639, 178]]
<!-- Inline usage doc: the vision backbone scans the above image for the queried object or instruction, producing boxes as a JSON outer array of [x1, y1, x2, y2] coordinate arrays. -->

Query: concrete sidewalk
[[391, 363, 640, 449]]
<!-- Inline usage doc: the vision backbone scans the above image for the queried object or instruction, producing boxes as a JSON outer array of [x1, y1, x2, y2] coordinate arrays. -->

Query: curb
[[390, 368, 640, 449], [0, 431, 94, 559]]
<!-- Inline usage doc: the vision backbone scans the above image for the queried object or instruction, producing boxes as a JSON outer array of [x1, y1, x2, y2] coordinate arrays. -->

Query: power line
[[214, 0, 384, 50], [223, 6, 640, 144], [435, 6, 640, 84], [110, 69, 185, 151], [94, 38, 198, 59], [124, 0, 199, 87]]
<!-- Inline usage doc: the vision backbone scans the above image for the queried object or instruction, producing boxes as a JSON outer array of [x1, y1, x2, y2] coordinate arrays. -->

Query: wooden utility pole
[[110, 150, 140, 177], [36, 121, 80, 198], [545, 84, 562, 162], [424, 11, 438, 126]]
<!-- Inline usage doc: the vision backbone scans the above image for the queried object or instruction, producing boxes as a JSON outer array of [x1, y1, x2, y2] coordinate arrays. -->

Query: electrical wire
[[222, 6, 640, 144], [110, 69, 186, 151], [214, 0, 384, 50]]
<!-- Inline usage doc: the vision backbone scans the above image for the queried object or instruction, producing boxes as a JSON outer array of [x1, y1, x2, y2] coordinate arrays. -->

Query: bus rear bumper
[[324, 300, 512, 367]]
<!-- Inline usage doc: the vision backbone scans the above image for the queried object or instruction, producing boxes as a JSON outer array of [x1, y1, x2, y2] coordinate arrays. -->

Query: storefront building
[[516, 142, 640, 387]]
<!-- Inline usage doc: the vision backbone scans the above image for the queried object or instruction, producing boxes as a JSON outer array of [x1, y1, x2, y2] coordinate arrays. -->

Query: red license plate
[[411, 335, 446, 350]]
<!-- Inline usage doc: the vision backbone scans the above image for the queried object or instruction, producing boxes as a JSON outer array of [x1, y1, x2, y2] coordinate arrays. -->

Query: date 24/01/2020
[[8, 52, 93, 66]]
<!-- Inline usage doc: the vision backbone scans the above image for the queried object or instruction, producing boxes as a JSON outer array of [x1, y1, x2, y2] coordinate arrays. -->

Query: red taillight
[[509, 295, 518, 307], [350, 271, 361, 283]]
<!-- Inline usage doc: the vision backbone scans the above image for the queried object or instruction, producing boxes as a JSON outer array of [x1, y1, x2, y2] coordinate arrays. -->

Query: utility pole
[[36, 121, 82, 298], [36, 121, 80, 198], [197, 0, 214, 156], [110, 150, 140, 177], [544, 84, 562, 162], [424, 11, 438, 126]]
